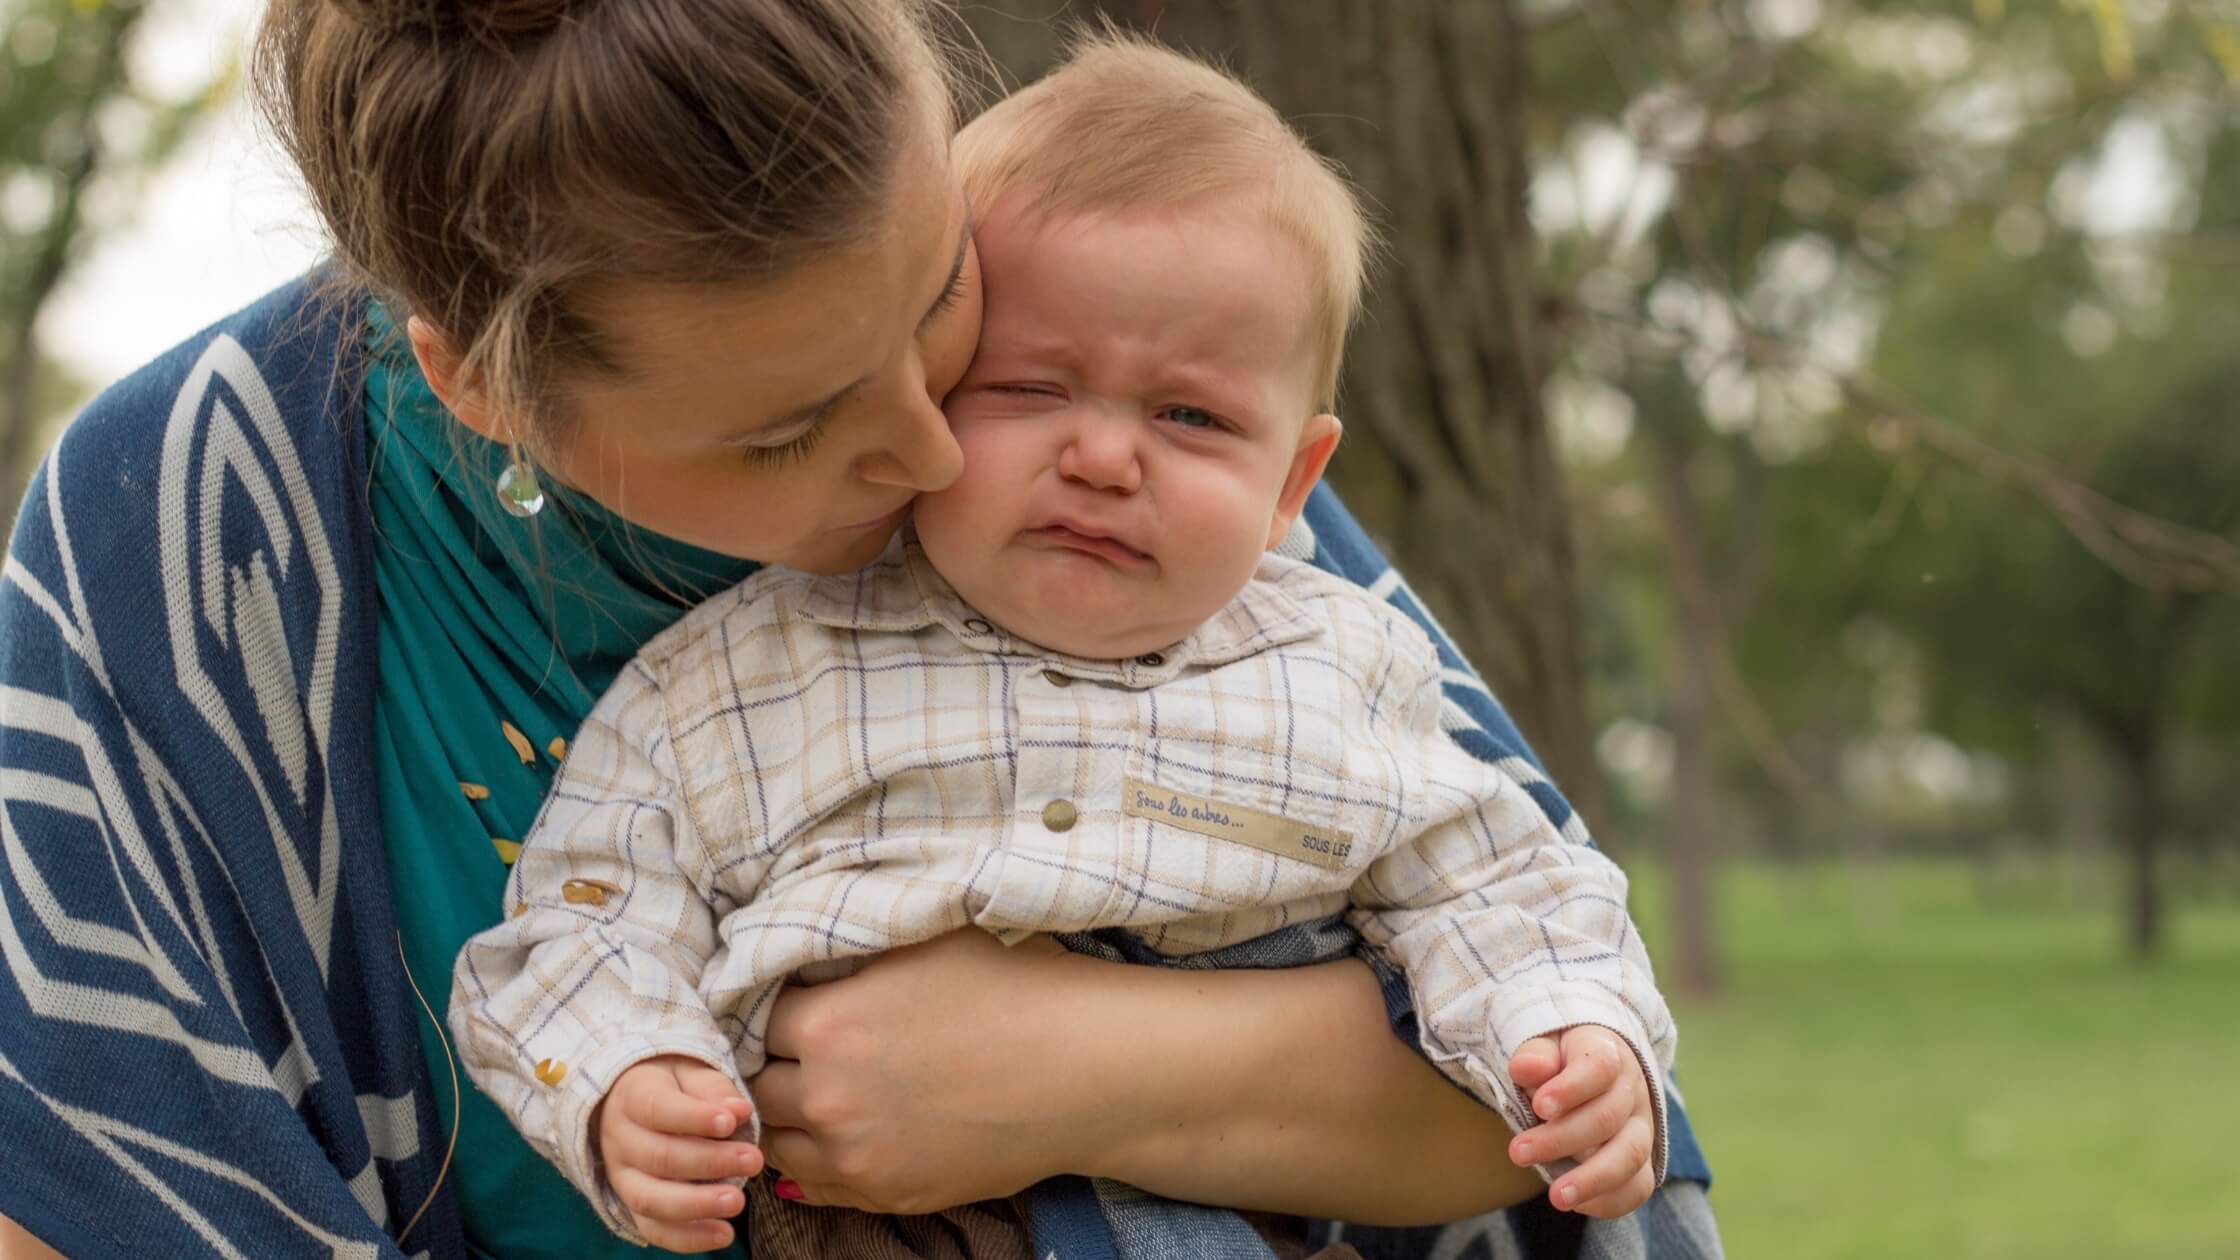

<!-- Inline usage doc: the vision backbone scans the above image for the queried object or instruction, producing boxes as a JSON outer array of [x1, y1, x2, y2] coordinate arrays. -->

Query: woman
[[0, 0, 1715, 1257]]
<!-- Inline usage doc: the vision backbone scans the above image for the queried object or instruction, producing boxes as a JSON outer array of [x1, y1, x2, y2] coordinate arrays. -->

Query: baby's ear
[[1267, 413, 1343, 549]]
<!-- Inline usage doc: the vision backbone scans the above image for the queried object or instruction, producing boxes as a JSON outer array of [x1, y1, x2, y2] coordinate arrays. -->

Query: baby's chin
[[998, 613, 1181, 662], [956, 583, 1204, 663]]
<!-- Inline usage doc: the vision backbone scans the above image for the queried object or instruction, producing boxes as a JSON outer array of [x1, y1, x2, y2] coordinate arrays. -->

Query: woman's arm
[[1053, 946, 1547, 1223], [0, 1216, 65, 1260], [749, 931, 1541, 1222]]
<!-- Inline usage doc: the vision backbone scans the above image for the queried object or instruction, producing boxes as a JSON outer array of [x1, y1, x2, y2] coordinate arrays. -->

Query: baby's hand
[[596, 1055, 763, 1253], [1505, 1026, 1655, 1219]]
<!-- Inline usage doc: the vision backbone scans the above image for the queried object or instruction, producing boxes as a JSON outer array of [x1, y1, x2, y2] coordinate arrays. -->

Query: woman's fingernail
[[773, 1178, 804, 1202], [1555, 1184, 1577, 1208], [740, 1149, 761, 1174], [1541, 1096, 1562, 1118], [712, 1112, 735, 1136]]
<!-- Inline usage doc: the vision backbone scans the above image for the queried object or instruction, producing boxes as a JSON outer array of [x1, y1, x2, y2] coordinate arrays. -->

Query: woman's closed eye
[[741, 423, 828, 469], [925, 263, 971, 322], [739, 407, 836, 470]]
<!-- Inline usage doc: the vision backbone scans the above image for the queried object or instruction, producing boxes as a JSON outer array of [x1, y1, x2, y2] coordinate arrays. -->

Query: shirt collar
[[793, 535, 1323, 686]]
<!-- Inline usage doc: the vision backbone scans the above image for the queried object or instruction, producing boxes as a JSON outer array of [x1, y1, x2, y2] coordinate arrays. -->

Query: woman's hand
[[745, 929, 1544, 1222], [746, 931, 1091, 1213]]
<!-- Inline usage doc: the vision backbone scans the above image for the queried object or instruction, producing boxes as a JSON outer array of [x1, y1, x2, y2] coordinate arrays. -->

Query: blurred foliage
[[1, 0, 224, 521], [1530, 0, 2240, 961]]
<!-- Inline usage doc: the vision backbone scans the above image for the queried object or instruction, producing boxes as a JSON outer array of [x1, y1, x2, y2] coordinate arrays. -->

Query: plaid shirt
[[451, 541, 1676, 1240]]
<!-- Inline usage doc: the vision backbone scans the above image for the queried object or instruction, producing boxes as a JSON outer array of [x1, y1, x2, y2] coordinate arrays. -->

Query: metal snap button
[[1136, 652, 1164, 667], [964, 618, 993, 634], [1042, 669, 1072, 688], [1041, 800, 1079, 832], [534, 1057, 567, 1086]]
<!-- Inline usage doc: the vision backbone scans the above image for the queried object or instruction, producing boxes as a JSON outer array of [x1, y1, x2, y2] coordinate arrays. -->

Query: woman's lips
[[1027, 524, 1151, 567]]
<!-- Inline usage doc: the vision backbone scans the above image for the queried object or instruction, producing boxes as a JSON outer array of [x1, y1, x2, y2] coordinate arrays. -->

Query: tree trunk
[[958, 0, 1608, 830], [1643, 413, 1724, 994], [2112, 723, 2166, 959]]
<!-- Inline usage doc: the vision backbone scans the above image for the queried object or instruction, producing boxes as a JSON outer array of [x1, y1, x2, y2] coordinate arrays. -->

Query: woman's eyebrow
[[917, 198, 974, 333]]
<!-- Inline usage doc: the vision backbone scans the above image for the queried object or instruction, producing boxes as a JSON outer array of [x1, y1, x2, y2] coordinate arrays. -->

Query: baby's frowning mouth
[[1027, 522, 1153, 567]]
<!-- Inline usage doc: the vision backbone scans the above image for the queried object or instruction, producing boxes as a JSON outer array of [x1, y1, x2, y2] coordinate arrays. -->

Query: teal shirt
[[362, 307, 755, 1259]]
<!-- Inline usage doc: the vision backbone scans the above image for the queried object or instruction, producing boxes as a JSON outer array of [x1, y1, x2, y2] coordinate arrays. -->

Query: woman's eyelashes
[[741, 417, 830, 469], [927, 263, 971, 320]]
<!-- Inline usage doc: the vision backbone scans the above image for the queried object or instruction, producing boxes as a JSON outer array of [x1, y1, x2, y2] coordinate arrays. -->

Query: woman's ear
[[405, 315, 503, 442], [1266, 413, 1343, 549]]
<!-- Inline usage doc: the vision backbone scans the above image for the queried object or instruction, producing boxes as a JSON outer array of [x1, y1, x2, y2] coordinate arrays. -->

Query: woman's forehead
[[577, 145, 967, 422]]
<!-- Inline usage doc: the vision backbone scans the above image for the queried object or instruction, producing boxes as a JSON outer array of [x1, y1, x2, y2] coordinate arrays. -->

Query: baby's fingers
[[1548, 1114, 1656, 1218], [626, 1073, 753, 1139], [1533, 1027, 1627, 1122], [673, 1061, 753, 1110], [1509, 1036, 1562, 1097], [611, 1167, 745, 1252], [607, 1120, 765, 1185], [1509, 1073, 1628, 1168]]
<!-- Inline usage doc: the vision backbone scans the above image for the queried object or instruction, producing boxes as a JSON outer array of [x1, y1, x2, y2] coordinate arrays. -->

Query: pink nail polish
[[773, 1178, 804, 1202]]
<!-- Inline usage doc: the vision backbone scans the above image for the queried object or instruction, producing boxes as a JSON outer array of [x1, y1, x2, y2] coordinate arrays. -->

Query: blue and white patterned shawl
[[0, 278, 1711, 1259]]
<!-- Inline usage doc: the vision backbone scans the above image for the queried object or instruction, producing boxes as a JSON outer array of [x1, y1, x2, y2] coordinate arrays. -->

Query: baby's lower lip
[[1030, 526, 1150, 566]]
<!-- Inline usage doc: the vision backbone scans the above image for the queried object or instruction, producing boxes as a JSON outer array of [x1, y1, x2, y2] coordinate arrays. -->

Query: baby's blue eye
[[1166, 406, 1217, 429]]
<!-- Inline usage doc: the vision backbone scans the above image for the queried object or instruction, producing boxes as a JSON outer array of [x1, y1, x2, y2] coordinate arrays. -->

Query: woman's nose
[[1056, 414, 1143, 494], [857, 379, 964, 493]]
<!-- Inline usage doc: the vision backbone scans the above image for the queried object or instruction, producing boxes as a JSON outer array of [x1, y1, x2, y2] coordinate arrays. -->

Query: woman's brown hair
[[253, 0, 955, 437]]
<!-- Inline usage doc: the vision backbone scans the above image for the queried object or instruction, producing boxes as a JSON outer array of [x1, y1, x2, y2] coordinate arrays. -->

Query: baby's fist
[[596, 1056, 763, 1253], [1506, 1026, 1656, 1219]]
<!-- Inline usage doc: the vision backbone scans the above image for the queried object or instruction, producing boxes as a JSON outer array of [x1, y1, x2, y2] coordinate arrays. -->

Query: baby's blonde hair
[[956, 31, 1375, 412]]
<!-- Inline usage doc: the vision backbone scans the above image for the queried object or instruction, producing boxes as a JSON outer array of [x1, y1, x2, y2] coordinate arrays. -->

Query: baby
[[452, 35, 1676, 1254]]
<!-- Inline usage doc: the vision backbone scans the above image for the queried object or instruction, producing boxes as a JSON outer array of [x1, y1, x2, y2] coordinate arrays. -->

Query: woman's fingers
[[1548, 1114, 1656, 1217], [761, 983, 817, 1061], [759, 1125, 822, 1185], [745, 1058, 805, 1130]]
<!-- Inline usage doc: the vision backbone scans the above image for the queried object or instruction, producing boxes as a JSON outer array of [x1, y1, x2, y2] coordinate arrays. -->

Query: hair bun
[[332, 0, 574, 44]]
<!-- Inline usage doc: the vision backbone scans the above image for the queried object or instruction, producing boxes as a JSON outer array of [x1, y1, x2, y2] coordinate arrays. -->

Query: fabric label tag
[[1123, 775, 1356, 871]]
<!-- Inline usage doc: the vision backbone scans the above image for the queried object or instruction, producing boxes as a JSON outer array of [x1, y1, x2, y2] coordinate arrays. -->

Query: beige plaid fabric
[[450, 543, 1676, 1241]]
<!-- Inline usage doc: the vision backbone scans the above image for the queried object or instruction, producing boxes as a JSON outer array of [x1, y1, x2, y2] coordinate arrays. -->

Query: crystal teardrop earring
[[494, 459, 546, 518]]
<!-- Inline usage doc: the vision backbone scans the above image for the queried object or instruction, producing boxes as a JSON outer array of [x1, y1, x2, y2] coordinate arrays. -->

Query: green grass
[[1625, 858, 2240, 1260]]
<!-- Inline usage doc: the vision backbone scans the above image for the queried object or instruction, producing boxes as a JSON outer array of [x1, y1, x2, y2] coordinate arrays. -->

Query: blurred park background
[[5, 0, 2237, 1255]]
